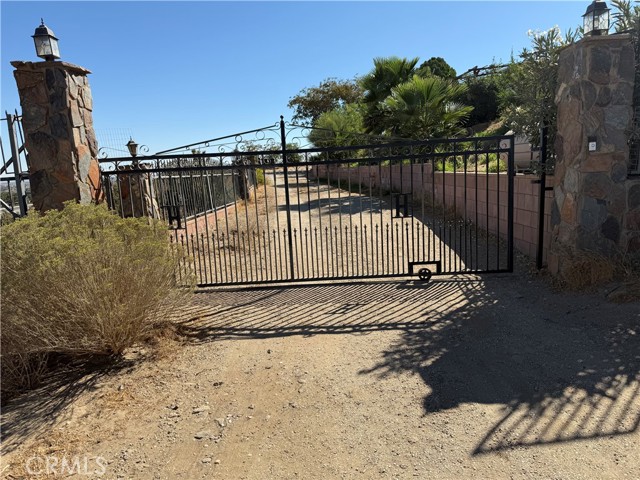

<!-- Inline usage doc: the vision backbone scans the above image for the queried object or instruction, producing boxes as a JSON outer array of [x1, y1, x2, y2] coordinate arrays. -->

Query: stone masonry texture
[[551, 34, 640, 272], [12, 60, 103, 211]]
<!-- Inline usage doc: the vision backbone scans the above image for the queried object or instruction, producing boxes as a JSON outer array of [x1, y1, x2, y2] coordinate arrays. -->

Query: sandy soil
[[2, 262, 639, 479]]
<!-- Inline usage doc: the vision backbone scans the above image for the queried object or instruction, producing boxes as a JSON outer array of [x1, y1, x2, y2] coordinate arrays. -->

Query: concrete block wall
[[309, 164, 553, 263]]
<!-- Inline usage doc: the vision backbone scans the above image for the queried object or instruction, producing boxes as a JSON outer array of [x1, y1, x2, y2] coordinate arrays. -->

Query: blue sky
[[2, 1, 588, 154]]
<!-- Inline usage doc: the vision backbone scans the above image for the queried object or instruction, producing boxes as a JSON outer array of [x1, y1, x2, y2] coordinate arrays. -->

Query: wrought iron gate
[[0, 111, 29, 218], [100, 119, 514, 286]]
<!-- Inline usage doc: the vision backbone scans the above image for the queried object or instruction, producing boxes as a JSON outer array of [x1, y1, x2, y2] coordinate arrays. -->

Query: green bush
[[434, 156, 465, 172], [487, 157, 507, 173], [1, 202, 187, 397]]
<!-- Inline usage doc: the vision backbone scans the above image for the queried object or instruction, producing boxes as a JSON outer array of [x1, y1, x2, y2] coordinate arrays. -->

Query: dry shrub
[[557, 249, 616, 291], [1, 202, 189, 398]]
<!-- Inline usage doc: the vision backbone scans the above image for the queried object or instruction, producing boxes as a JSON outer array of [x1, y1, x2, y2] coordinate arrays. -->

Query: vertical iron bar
[[294, 161, 304, 277], [6, 113, 27, 216], [280, 117, 296, 280], [496, 146, 501, 271], [368, 161, 375, 276], [260, 162, 274, 281], [508, 135, 516, 273], [316, 163, 325, 278], [209, 170, 224, 283], [485, 151, 490, 271], [251, 162, 264, 282], [475, 141, 479, 270], [453, 142, 458, 272], [463, 152, 468, 271], [337, 161, 344, 276], [536, 127, 547, 270], [304, 159, 315, 277]]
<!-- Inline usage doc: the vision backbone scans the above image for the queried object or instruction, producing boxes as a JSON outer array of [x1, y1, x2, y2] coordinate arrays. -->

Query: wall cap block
[[11, 60, 91, 75]]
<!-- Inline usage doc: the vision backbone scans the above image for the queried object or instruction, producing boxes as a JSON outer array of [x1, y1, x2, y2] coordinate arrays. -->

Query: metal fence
[[0, 111, 30, 219]]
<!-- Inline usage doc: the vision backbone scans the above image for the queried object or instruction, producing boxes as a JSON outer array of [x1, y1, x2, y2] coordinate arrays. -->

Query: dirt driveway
[[2, 263, 639, 479]]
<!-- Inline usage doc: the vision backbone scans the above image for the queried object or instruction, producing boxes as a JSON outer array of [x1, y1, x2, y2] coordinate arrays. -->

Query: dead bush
[[557, 249, 616, 291], [1, 202, 189, 398]]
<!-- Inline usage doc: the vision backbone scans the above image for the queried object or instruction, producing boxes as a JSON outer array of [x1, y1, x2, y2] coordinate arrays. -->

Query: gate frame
[[99, 118, 515, 287]]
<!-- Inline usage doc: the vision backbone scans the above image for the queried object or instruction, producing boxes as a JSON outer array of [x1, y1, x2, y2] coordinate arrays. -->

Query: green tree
[[500, 27, 578, 151], [382, 75, 472, 139], [416, 56, 457, 80], [287, 78, 362, 125], [308, 104, 365, 156], [360, 56, 419, 134], [612, 0, 640, 32], [460, 74, 503, 127], [612, 0, 640, 164]]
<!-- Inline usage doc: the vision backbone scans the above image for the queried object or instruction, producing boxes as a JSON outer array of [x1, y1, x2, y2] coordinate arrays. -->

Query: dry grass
[[1, 202, 191, 400], [555, 248, 623, 292], [208, 183, 278, 253], [2, 429, 84, 478]]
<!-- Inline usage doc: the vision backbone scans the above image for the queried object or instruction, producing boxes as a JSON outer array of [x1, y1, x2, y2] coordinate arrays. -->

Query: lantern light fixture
[[32, 19, 60, 61], [583, 0, 610, 36], [126, 138, 139, 157]]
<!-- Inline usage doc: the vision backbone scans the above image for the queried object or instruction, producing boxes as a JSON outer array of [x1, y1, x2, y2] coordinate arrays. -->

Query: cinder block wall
[[309, 165, 553, 263]]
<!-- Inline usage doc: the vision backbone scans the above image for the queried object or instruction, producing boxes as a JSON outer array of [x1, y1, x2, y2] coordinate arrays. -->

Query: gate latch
[[162, 204, 183, 230], [393, 193, 411, 218]]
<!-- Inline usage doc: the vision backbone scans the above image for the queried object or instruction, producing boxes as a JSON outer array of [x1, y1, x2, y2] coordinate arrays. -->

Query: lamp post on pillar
[[116, 138, 158, 218], [32, 19, 61, 61], [12, 21, 103, 211], [582, 1, 611, 36]]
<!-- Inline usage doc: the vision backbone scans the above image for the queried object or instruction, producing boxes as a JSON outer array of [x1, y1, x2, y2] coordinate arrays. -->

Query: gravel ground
[[2, 263, 639, 479]]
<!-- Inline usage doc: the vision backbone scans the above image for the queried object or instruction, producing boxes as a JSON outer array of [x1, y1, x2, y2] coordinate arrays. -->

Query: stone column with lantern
[[11, 20, 103, 212], [548, 1, 640, 274], [114, 138, 161, 219]]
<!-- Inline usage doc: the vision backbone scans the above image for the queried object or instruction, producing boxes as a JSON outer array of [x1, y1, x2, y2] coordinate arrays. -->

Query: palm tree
[[360, 57, 419, 134], [382, 75, 473, 139]]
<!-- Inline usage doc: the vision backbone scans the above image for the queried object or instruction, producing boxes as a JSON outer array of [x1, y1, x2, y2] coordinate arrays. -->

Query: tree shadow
[[0, 356, 141, 456], [278, 195, 388, 216]]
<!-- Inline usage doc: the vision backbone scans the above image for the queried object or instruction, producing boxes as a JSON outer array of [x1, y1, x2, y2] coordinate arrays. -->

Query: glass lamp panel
[[584, 15, 594, 34], [36, 37, 52, 56], [596, 11, 609, 31], [50, 38, 60, 57]]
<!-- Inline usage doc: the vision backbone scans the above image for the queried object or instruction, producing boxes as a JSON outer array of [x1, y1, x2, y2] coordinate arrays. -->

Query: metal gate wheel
[[418, 268, 432, 282]]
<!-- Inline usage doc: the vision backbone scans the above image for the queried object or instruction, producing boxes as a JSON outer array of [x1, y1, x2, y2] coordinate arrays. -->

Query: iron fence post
[[280, 116, 296, 280], [536, 126, 548, 270], [507, 134, 515, 272], [6, 112, 27, 216]]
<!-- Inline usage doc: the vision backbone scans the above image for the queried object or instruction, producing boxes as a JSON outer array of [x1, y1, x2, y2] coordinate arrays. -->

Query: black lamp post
[[583, 0, 610, 36], [126, 138, 139, 157], [32, 19, 60, 61]]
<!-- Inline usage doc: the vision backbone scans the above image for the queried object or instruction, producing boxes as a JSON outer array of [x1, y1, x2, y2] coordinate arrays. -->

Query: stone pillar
[[549, 34, 639, 273], [116, 166, 160, 218], [11, 60, 103, 212]]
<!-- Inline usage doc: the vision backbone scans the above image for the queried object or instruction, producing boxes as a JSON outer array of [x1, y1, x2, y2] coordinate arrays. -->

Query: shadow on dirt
[[179, 276, 640, 454], [361, 277, 640, 454], [0, 356, 140, 456]]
